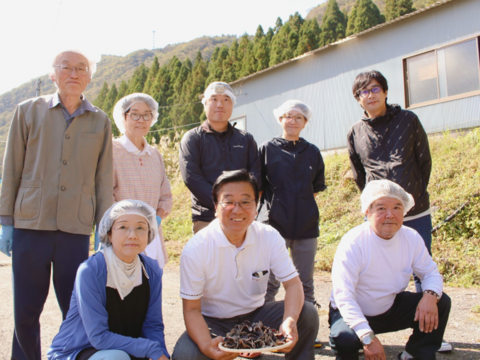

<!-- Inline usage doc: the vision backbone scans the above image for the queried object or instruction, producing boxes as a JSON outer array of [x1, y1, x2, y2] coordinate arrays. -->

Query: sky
[[0, 0, 324, 96]]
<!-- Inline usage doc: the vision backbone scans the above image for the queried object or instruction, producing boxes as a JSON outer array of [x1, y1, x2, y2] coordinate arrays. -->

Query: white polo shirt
[[180, 219, 298, 318]]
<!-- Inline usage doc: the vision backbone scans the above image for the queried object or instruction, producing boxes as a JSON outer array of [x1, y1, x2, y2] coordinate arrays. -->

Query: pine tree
[[253, 29, 270, 71], [266, 27, 275, 42], [128, 64, 148, 93], [296, 19, 321, 56], [274, 17, 283, 34], [351, 0, 384, 34], [239, 41, 256, 78], [223, 40, 240, 82], [385, 0, 415, 21], [103, 84, 119, 135], [94, 82, 109, 109], [320, 0, 347, 46], [346, 2, 358, 36], [115, 81, 128, 103], [254, 25, 265, 43], [143, 56, 160, 94]]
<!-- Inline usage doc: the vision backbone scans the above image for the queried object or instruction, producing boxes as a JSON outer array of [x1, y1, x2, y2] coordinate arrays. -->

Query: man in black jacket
[[179, 81, 261, 234], [347, 70, 452, 353]]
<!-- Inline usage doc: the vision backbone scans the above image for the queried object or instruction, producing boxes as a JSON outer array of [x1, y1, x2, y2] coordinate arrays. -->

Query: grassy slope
[[161, 128, 480, 287]]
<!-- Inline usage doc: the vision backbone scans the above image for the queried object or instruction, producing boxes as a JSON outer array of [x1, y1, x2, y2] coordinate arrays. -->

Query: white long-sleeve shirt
[[330, 222, 443, 339]]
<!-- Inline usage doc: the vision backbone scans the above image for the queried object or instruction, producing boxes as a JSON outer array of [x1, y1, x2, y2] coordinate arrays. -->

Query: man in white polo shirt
[[329, 180, 451, 360], [172, 169, 319, 360]]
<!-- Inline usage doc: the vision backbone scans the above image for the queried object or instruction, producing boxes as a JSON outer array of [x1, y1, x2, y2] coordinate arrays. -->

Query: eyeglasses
[[219, 200, 256, 210], [358, 86, 382, 98], [54, 64, 89, 75], [112, 225, 149, 236], [126, 112, 153, 121], [282, 114, 305, 123]]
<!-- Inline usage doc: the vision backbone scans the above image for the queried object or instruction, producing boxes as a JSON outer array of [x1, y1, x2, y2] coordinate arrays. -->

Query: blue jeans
[[403, 215, 432, 292], [88, 350, 130, 360]]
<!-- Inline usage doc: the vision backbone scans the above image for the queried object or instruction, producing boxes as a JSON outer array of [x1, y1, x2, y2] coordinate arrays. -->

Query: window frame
[[404, 36, 480, 109], [229, 115, 247, 131]]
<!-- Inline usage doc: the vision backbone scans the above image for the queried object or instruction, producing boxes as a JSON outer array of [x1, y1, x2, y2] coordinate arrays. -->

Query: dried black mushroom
[[220, 321, 288, 350]]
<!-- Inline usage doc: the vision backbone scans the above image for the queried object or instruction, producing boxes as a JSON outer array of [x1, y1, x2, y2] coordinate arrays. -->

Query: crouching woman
[[48, 200, 169, 360]]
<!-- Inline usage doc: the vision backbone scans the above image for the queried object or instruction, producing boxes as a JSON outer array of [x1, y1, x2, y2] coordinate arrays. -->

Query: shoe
[[397, 352, 418, 360], [438, 340, 453, 352], [314, 338, 323, 348]]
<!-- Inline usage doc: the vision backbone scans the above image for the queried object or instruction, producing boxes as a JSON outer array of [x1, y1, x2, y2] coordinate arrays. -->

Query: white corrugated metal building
[[229, 0, 480, 150]]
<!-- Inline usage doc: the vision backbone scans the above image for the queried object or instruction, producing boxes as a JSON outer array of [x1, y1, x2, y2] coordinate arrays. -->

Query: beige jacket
[[0, 94, 113, 235]]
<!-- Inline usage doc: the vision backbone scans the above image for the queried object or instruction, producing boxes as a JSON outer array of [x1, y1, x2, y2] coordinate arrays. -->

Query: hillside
[[0, 35, 236, 134], [160, 128, 480, 287], [306, 0, 431, 24]]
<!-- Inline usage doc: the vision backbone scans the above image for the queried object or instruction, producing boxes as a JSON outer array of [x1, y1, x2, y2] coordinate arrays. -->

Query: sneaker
[[438, 340, 453, 352], [397, 352, 417, 360], [314, 338, 323, 348]]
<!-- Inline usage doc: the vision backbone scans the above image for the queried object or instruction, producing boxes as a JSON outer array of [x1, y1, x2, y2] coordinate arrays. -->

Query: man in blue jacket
[[179, 81, 261, 234]]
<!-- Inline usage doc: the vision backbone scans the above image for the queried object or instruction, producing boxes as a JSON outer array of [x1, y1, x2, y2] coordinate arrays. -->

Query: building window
[[230, 116, 246, 130], [405, 38, 480, 107]]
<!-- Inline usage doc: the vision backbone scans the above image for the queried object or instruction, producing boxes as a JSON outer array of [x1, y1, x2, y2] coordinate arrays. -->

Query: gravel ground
[[1, 254, 480, 359]]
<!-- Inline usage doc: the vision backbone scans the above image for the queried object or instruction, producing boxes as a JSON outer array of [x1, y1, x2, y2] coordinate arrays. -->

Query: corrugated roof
[[229, 0, 457, 86]]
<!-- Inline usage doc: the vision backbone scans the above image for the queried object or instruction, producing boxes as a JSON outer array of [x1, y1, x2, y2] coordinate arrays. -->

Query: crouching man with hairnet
[[48, 200, 169, 360], [329, 180, 451, 360]]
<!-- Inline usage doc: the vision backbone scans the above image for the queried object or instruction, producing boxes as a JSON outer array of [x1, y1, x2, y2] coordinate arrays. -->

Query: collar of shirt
[[211, 218, 255, 249], [48, 92, 96, 126], [118, 135, 152, 155]]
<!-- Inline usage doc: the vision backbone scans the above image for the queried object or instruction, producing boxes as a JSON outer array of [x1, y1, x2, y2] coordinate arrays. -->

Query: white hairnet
[[361, 180, 415, 215], [273, 100, 313, 121], [112, 93, 159, 134], [202, 81, 237, 105], [98, 200, 158, 247]]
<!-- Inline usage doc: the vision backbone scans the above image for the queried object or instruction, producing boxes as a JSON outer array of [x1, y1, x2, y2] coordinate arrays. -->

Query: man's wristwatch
[[361, 331, 375, 346], [424, 290, 441, 302]]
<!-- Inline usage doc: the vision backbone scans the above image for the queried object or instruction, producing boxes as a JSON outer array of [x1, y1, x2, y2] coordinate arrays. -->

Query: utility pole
[[35, 78, 42, 97], [152, 31, 155, 50]]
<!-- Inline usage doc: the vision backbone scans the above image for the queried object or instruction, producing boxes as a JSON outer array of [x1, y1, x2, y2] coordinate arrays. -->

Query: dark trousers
[[11, 229, 89, 360], [404, 215, 433, 292], [328, 292, 451, 360], [172, 301, 319, 360]]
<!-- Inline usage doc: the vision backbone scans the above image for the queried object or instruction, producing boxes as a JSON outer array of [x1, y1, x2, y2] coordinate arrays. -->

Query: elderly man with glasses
[[329, 180, 451, 360], [0, 50, 113, 360]]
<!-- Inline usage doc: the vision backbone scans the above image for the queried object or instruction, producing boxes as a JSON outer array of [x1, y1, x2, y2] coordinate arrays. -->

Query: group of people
[[0, 49, 451, 360]]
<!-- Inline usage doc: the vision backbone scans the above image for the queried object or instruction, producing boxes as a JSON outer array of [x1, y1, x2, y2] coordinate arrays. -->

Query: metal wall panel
[[231, 0, 480, 150]]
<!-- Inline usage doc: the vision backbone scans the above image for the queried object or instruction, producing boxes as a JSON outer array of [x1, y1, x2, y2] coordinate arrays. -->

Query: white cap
[[112, 93, 159, 134], [202, 82, 237, 105], [273, 100, 313, 121], [361, 180, 415, 215]]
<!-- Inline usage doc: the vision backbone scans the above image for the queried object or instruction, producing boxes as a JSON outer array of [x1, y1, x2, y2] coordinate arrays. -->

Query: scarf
[[101, 246, 147, 300]]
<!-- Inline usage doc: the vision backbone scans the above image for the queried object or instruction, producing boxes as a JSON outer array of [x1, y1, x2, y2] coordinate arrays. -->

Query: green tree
[[94, 82, 109, 109], [143, 56, 160, 94], [223, 40, 240, 82], [253, 33, 270, 71], [115, 81, 128, 103], [103, 84, 119, 136], [385, 0, 415, 21], [274, 17, 283, 34], [320, 0, 346, 46], [254, 25, 265, 43], [128, 63, 148, 93], [296, 19, 321, 56], [266, 27, 275, 42], [348, 0, 384, 35]]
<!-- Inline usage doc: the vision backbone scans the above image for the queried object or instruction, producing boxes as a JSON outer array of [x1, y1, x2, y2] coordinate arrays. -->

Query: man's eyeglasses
[[54, 64, 89, 75], [358, 86, 382, 98], [219, 200, 256, 210], [126, 112, 153, 121], [282, 114, 305, 123]]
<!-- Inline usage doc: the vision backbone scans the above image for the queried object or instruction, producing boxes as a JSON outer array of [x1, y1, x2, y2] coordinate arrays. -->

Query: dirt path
[[1, 256, 480, 359]]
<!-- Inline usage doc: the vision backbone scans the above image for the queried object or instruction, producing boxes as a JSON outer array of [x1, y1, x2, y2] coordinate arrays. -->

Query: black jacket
[[257, 137, 326, 239], [347, 105, 432, 217], [179, 121, 261, 222]]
